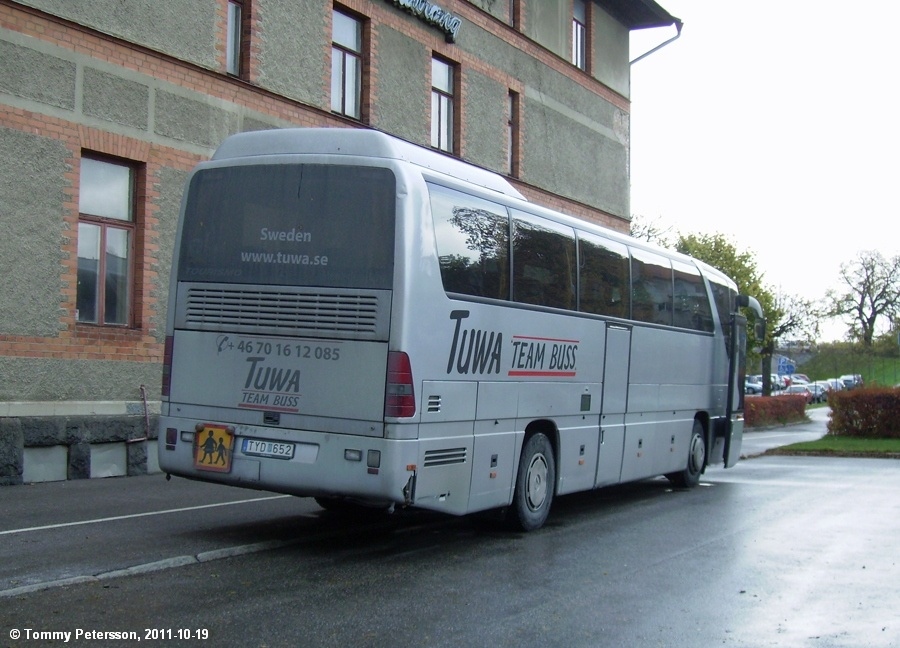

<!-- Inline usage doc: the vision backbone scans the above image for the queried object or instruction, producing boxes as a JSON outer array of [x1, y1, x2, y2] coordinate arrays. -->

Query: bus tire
[[511, 432, 556, 531], [666, 419, 705, 488]]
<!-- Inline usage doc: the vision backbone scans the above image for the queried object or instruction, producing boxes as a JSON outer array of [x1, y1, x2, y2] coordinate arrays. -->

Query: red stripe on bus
[[238, 403, 299, 413], [511, 335, 579, 344], [507, 371, 577, 377]]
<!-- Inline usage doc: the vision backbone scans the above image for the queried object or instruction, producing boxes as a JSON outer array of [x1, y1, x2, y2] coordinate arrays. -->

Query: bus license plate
[[242, 438, 295, 460]]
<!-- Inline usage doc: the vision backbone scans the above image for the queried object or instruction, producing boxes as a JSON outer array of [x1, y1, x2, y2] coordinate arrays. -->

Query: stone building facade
[[0, 0, 677, 484]]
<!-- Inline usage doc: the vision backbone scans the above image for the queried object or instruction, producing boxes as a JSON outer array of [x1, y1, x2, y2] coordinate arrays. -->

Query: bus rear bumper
[[158, 416, 418, 504]]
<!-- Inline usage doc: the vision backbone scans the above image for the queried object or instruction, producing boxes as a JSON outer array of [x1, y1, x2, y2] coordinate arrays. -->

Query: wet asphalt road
[[739, 405, 831, 457], [1, 409, 898, 648]]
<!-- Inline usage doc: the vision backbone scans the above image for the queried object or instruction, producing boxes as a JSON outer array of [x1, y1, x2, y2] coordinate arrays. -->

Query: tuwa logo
[[446, 310, 502, 375], [446, 311, 578, 377], [240, 356, 301, 409]]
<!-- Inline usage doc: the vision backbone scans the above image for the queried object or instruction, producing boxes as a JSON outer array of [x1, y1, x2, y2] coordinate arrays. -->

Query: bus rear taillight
[[384, 351, 416, 418], [161, 335, 174, 398]]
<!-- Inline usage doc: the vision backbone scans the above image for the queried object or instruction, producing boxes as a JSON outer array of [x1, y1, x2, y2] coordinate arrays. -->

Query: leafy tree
[[631, 226, 827, 393], [675, 233, 818, 395], [676, 233, 766, 298], [826, 250, 900, 347], [676, 233, 775, 342]]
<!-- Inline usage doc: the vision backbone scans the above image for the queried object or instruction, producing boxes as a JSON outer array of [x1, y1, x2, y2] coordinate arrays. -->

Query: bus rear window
[[178, 164, 396, 289]]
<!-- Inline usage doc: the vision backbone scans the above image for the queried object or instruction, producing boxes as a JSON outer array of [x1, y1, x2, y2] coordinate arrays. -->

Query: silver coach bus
[[158, 128, 763, 531]]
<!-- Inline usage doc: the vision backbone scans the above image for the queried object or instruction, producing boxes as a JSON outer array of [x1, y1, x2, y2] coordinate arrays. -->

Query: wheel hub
[[689, 433, 705, 473], [526, 453, 549, 510]]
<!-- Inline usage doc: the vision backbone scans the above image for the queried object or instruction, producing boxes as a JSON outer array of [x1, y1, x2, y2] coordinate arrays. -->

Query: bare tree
[[826, 251, 900, 346], [630, 214, 675, 248], [770, 293, 822, 345], [757, 293, 821, 392]]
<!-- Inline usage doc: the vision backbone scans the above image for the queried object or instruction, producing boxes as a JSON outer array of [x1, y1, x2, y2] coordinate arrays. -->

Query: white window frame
[[331, 9, 363, 120], [226, 0, 243, 76], [431, 57, 455, 153], [572, 0, 587, 70], [77, 156, 135, 326]]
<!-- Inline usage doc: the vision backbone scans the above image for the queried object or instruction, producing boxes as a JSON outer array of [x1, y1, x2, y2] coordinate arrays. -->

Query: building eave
[[599, 0, 681, 30]]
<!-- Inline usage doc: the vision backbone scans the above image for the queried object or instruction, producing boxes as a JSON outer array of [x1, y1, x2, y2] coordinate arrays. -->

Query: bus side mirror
[[736, 294, 765, 341], [754, 319, 766, 340]]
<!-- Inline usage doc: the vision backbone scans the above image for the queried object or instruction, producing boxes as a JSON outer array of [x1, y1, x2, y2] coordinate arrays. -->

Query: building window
[[572, 0, 587, 70], [331, 9, 362, 119], [508, 91, 519, 177], [77, 156, 135, 326], [431, 57, 455, 153], [226, 0, 243, 76]]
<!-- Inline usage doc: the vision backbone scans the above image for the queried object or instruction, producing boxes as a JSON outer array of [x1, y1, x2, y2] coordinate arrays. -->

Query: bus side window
[[578, 233, 629, 319], [511, 211, 576, 311], [709, 279, 736, 353], [428, 183, 510, 300], [631, 248, 672, 326], [673, 260, 715, 332]]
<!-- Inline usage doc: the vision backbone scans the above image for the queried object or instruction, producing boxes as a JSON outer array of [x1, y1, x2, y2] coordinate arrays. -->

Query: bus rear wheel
[[666, 419, 706, 488], [510, 432, 556, 531]]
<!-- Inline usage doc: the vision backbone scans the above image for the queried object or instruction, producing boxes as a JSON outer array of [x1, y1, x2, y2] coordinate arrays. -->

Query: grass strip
[[767, 435, 900, 458]]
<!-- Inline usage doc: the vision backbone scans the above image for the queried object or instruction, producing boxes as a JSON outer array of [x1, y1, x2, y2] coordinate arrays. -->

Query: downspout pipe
[[630, 19, 683, 65]]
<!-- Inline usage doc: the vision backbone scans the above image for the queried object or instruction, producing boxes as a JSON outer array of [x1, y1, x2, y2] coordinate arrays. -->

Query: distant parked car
[[825, 378, 845, 392], [783, 384, 814, 404], [745, 375, 763, 394], [840, 374, 863, 390], [788, 373, 810, 385], [805, 383, 828, 403]]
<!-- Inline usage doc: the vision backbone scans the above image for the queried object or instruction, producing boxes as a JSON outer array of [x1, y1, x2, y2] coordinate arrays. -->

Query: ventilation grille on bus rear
[[178, 285, 390, 340], [423, 448, 467, 467]]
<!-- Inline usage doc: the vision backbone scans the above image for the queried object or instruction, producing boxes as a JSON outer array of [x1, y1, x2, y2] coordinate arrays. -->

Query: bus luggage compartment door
[[414, 381, 478, 515]]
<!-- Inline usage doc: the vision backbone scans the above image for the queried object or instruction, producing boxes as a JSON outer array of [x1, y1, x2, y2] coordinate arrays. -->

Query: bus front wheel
[[511, 432, 556, 531], [666, 419, 706, 488]]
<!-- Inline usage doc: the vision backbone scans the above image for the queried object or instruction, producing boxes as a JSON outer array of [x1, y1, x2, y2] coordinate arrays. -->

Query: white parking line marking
[[0, 494, 291, 537]]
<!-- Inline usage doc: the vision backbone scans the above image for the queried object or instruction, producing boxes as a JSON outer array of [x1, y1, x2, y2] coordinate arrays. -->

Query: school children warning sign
[[194, 424, 234, 473]]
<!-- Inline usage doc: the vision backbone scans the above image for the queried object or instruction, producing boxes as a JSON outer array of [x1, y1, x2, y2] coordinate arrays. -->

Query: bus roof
[[211, 127, 525, 200], [208, 127, 737, 293]]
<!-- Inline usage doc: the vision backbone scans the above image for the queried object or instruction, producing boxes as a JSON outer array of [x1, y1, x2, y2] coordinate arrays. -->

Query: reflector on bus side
[[384, 351, 416, 418]]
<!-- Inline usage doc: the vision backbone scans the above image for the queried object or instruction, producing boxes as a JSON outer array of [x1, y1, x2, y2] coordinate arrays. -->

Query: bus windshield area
[[178, 164, 396, 289]]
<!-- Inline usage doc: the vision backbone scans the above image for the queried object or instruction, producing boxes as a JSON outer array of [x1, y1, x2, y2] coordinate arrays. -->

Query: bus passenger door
[[723, 314, 749, 468], [595, 325, 630, 487]]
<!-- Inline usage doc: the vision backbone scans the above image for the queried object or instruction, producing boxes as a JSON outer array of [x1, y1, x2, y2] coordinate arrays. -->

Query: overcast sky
[[629, 1, 900, 340]]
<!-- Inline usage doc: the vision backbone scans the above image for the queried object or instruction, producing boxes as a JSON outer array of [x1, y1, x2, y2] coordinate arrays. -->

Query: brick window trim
[[74, 128, 152, 337]]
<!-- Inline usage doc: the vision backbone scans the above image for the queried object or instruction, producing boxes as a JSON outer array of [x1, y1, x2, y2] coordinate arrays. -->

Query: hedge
[[827, 387, 900, 438], [744, 395, 807, 428]]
